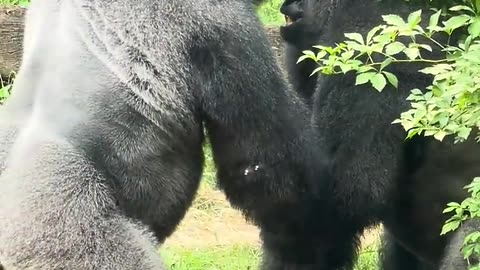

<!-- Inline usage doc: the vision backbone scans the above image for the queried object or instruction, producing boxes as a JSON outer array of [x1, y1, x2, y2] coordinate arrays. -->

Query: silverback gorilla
[[278, 0, 480, 269], [0, 0, 331, 269]]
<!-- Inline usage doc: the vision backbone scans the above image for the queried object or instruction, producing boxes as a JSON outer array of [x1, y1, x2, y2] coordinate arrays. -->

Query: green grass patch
[[0, 75, 12, 104], [161, 245, 260, 270], [256, 0, 284, 26], [355, 245, 380, 270], [201, 142, 217, 188], [161, 244, 379, 270], [0, 0, 29, 7]]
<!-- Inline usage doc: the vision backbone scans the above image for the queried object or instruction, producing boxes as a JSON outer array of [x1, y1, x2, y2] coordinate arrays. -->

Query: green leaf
[[385, 42, 406, 56], [338, 63, 353, 74], [441, 220, 461, 235], [302, 50, 316, 58], [310, 67, 324, 76], [468, 17, 480, 38], [383, 71, 398, 88], [406, 128, 420, 139], [344, 33, 364, 45], [371, 73, 387, 91], [449, 5, 475, 14], [420, 64, 453, 75], [447, 202, 462, 208], [0, 85, 11, 99], [297, 54, 313, 63], [373, 33, 393, 44], [358, 66, 376, 73], [312, 45, 328, 50], [428, 9, 442, 31], [434, 130, 447, 141], [443, 206, 458, 213], [345, 59, 363, 69], [404, 47, 420, 60], [464, 35, 473, 52], [458, 127, 472, 140], [355, 72, 376, 85], [410, 88, 423, 96], [366, 26, 384, 44], [316, 50, 328, 60], [341, 50, 355, 61], [443, 15, 471, 33], [382, 14, 406, 27], [417, 44, 432, 52], [380, 58, 393, 71], [407, 10, 422, 27]]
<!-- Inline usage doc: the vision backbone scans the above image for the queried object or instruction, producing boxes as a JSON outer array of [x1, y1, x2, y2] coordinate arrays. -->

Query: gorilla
[[0, 0, 331, 269], [279, 0, 320, 105], [276, 0, 480, 269]]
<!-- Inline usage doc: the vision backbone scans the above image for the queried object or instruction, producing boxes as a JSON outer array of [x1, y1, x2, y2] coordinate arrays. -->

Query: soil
[[165, 185, 382, 249]]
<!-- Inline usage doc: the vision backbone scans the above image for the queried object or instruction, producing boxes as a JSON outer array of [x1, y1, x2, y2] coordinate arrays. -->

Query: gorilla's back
[[2, 0, 207, 236]]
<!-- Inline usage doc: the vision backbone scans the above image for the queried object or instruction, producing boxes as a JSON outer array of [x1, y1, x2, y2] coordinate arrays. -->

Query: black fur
[[280, 0, 320, 104], [275, 0, 480, 269], [0, 0, 330, 269]]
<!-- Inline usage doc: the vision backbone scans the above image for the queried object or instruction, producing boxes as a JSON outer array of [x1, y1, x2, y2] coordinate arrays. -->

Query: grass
[[257, 0, 285, 26], [160, 242, 380, 270], [161, 142, 382, 269], [0, 74, 13, 103], [0, 0, 28, 7], [161, 245, 261, 270]]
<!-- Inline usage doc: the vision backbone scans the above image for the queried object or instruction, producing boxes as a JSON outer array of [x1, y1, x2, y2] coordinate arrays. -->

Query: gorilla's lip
[[285, 15, 294, 25], [282, 12, 303, 27], [282, 16, 303, 28]]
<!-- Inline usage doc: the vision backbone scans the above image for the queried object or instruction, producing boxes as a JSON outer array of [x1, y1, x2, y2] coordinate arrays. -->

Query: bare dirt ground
[[165, 184, 382, 249]]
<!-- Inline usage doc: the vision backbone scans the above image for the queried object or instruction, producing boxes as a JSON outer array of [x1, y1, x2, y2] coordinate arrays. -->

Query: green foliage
[[160, 244, 379, 270], [256, 0, 284, 26], [402, 0, 475, 9], [442, 178, 480, 266], [300, 0, 480, 267], [0, 0, 29, 7], [201, 142, 218, 188], [300, 3, 480, 143], [0, 77, 11, 104], [161, 245, 260, 270]]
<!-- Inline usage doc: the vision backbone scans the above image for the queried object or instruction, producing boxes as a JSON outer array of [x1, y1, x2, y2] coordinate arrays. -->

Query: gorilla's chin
[[279, 20, 309, 49]]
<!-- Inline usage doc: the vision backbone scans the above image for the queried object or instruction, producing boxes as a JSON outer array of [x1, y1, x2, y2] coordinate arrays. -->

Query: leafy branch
[[300, 4, 480, 143]]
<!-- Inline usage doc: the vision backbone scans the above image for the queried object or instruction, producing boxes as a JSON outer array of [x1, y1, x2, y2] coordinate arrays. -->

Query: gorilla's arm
[[195, 5, 332, 267]]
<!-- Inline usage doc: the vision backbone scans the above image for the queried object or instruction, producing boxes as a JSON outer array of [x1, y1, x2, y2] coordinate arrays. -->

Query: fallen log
[[0, 5, 25, 81]]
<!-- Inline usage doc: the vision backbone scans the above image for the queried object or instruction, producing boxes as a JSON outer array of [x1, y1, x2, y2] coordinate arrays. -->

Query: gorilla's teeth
[[285, 15, 294, 25]]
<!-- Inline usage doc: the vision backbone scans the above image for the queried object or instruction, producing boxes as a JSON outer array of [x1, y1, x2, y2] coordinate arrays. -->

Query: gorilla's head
[[279, 0, 342, 49]]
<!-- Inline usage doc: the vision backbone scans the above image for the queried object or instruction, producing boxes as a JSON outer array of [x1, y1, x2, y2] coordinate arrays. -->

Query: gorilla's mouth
[[280, 0, 304, 28], [283, 15, 303, 28], [284, 15, 298, 25]]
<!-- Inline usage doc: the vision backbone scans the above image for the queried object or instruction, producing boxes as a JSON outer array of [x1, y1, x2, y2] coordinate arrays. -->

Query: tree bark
[[0, 5, 25, 81]]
